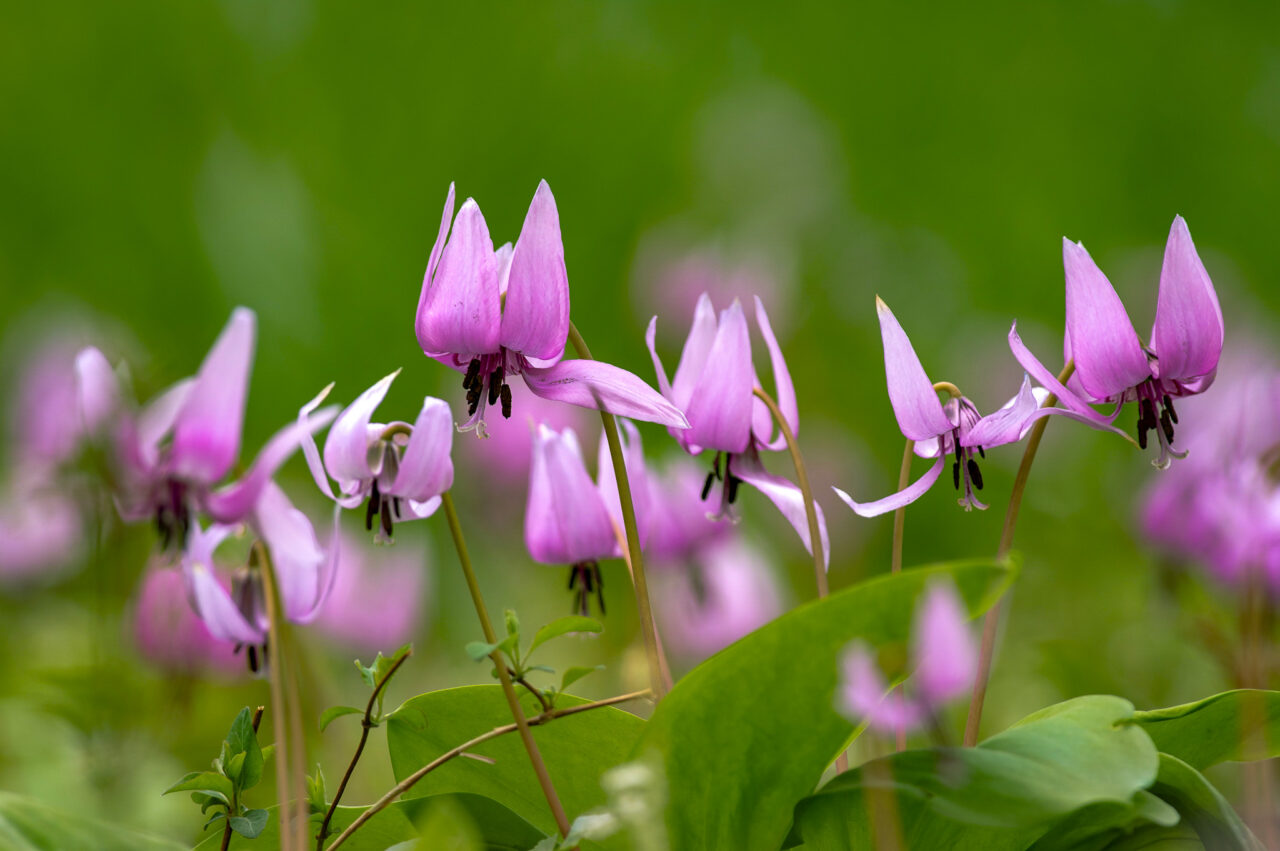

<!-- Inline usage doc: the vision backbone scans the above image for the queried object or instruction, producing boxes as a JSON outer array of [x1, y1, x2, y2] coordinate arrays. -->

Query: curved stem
[[566, 322, 666, 699], [440, 491, 571, 836], [752, 386, 826, 599], [257, 544, 297, 851], [324, 691, 651, 851], [963, 361, 1074, 746], [316, 649, 412, 850]]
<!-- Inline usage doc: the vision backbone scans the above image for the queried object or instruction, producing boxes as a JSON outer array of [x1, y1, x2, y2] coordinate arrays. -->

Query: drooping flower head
[[834, 298, 1046, 518], [644, 458, 734, 567], [415, 181, 687, 437], [300, 370, 454, 543], [836, 579, 976, 736], [1010, 216, 1223, 468], [646, 293, 828, 567], [132, 564, 244, 678]]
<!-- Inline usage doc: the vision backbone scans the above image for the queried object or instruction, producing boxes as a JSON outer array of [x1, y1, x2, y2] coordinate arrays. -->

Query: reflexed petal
[[644, 316, 674, 398], [1007, 322, 1105, 419], [296, 382, 351, 505], [1151, 216, 1223, 383], [750, 296, 798, 451], [290, 505, 344, 625], [181, 524, 262, 644], [416, 198, 502, 356], [837, 641, 924, 734], [833, 456, 946, 519], [134, 379, 195, 472], [73, 347, 118, 436], [1061, 239, 1151, 400], [500, 180, 570, 364], [388, 397, 455, 502], [875, 298, 954, 442], [415, 183, 457, 353], [730, 448, 830, 569], [253, 482, 324, 623], [523, 359, 689, 429], [961, 376, 1038, 449], [596, 418, 650, 552], [524, 425, 617, 565], [170, 308, 256, 485], [670, 294, 719, 409], [323, 371, 397, 490], [911, 580, 977, 704], [682, 301, 755, 454]]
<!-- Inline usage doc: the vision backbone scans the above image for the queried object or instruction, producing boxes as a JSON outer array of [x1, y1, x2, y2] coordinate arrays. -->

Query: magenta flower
[[525, 422, 649, 615], [415, 181, 688, 436], [837, 580, 976, 736], [132, 564, 243, 678], [300, 370, 454, 542], [457, 380, 592, 486], [312, 530, 427, 655], [645, 458, 733, 566], [834, 298, 1046, 518], [646, 293, 829, 567], [1009, 216, 1223, 468]]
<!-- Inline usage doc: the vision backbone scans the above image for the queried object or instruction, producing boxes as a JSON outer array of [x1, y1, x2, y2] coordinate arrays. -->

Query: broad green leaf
[[1147, 753, 1263, 850], [412, 796, 484, 850], [163, 770, 233, 803], [1029, 793, 1180, 851], [631, 557, 1015, 851], [399, 794, 545, 850], [194, 803, 416, 849], [321, 704, 365, 732], [224, 707, 264, 792], [386, 685, 645, 849], [1133, 689, 1280, 769], [561, 665, 605, 692], [227, 808, 268, 839], [528, 616, 604, 655], [0, 792, 187, 851]]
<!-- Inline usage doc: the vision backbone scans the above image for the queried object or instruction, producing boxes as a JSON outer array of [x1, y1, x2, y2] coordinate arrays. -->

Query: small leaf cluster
[[320, 643, 414, 735], [164, 707, 270, 840], [465, 610, 605, 708]]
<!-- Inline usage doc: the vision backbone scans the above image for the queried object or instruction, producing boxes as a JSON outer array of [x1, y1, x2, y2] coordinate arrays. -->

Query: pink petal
[[961, 376, 1038, 449], [669, 293, 719, 409], [135, 379, 195, 471], [1150, 216, 1223, 384], [293, 505, 343, 624], [323, 371, 397, 491], [499, 180, 570, 363], [523, 359, 689, 429], [1062, 239, 1151, 401], [911, 580, 977, 705], [1007, 322, 1106, 419], [415, 183, 458, 354], [749, 296, 798, 451], [253, 482, 324, 623], [73, 347, 119, 437], [832, 455, 946, 519], [416, 198, 502, 356], [524, 425, 618, 565], [682, 300, 755, 454], [837, 642, 925, 735], [133, 566, 243, 677], [596, 418, 650, 553], [645, 460, 732, 563], [876, 298, 955, 442], [181, 524, 263, 645], [644, 315, 674, 398], [313, 529, 425, 653], [730, 448, 830, 570], [387, 396, 455, 502]]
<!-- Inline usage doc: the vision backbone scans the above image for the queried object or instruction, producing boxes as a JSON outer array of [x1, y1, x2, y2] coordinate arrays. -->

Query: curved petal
[[414, 183, 457, 353], [837, 642, 924, 734], [416, 198, 502, 356], [387, 396, 455, 502], [961, 376, 1038, 449], [525, 425, 618, 565], [296, 382, 343, 503], [253, 482, 325, 623], [1007, 322, 1105, 419], [523, 359, 689, 429], [170, 307, 256, 485], [1062, 239, 1150, 400], [500, 180, 570, 363], [73, 347, 119, 436], [875, 298, 954, 442], [670, 293, 719, 409], [911, 580, 977, 705], [181, 524, 262, 644], [682, 300, 755, 454], [1151, 215, 1223, 383], [644, 316, 674, 398], [324, 371, 397, 490], [288, 505, 343, 626], [832, 456, 946, 519], [596, 418, 650, 553], [750, 296, 798, 451], [730, 448, 830, 569]]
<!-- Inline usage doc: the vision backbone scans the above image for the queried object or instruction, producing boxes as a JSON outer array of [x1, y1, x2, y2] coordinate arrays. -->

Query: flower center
[[700, 451, 742, 512], [944, 397, 986, 512], [154, 478, 191, 550], [568, 561, 604, 616], [364, 477, 404, 542], [461, 352, 514, 427]]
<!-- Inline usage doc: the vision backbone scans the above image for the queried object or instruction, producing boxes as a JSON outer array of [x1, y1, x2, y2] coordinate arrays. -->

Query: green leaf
[[1133, 689, 1280, 769], [320, 705, 365, 732], [386, 685, 645, 849], [528, 616, 604, 656], [227, 808, 268, 839], [0, 792, 188, 850], [224, 707, 264, 792], [561, 665, 605, 692], [504, 608, 521, 638], [163, 771, 234, 803], [224, 751, 246, 784], [194, 803, 417, 849], [355, 643, 412, 689], [631, 557, 1016, 851], [399, 794, 545, 850], [465, 640, 503, 661], [1147, 753, 1263, 850], [1028, 793, 1180, 851], [412, 796, 484, 850], [307, 764, 328, 815]]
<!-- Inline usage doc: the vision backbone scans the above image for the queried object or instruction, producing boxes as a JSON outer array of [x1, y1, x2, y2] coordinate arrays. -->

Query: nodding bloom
[[524, 422, 649, 616], [86, 308, 338, 549], [837, 579, 976, 735], [132, 564, 244, 678], [645, 458, 733, 566], [181, 481, 337, 671], [1009, 216, 1223, 469], [646, 293, 829, 568], [299, 370, 454, 543], [834, 298, 1046, 518], [415, 181, 688, 437]]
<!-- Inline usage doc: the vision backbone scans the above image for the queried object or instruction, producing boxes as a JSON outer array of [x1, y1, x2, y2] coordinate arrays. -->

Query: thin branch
[[509, 667, 553, 714]]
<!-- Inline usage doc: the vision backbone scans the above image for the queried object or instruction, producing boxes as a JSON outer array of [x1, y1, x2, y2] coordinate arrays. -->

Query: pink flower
[[0, 467, 82, 583], [131, 564, 243, 677], [312, 531, 427, 655]]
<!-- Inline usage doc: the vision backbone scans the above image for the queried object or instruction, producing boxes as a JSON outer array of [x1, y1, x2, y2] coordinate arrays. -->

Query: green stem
[[890, 438, 915, 576], [963, 361, 1074, 746], [440, 491, 571, 836], [566, 322, 667, 699], [257, 544, 297, 851]]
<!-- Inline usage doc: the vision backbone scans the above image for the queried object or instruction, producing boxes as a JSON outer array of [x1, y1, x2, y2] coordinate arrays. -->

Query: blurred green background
[[1, 0, 1277, 844]]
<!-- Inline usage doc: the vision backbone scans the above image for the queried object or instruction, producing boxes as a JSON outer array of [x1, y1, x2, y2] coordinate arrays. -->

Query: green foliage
[[1146, 754, 1263, 850], [193, 803, 418, 850], [385, 685, 645, 849], [528, 616, 604, 655], [320, 705, 365, 732], [1133, 689, 1280, 769], [465, 610, 606, 709], [0, 792, 187, 851], [630, 557, 1015, 851], [165, 707, 270, 841], [354, 643, 413, 719], [399, 794, 546, 850]]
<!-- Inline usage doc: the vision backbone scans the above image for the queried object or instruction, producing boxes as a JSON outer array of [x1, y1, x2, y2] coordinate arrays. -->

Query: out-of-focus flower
[[131, 564, 243, 677], [646, 293, 828, 567], [655, 537, 783, 660], [457, 380, 592, 486], [415, 181, 687, 436], [645, 458, 733, 566], [633, 247, 790, 339], [299, 371, 453, 543], [837, 580, 976, 736], [525, 422, 648, 615], [313, 530, 427, 655], [834, 298, 1046, 517], [11, 337, 99, 466], [0, 468, 82, 583], [1010, 216, 1223, 468]]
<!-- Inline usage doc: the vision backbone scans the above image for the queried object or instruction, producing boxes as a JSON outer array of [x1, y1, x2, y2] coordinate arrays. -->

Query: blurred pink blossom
[[313, 530, 428, 655], [0, 468, 82, 583], [132, 565, 244, 677], [456, 380, 593, 486]]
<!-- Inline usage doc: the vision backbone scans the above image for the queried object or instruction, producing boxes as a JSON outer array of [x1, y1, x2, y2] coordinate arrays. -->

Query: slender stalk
[[566, 322, 666, 699], [440, 491, 571, 837], [284, 637, 308, 851], [324, 691, 651, 851], [316, 650, 412, 850], [963, 362, 1075, 746], [220, 812, 233, 851], [752, 386, 826, 599], [610, 519, 674, 693], [890, 439, 915, 576], [257, 545, 296, 851]]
